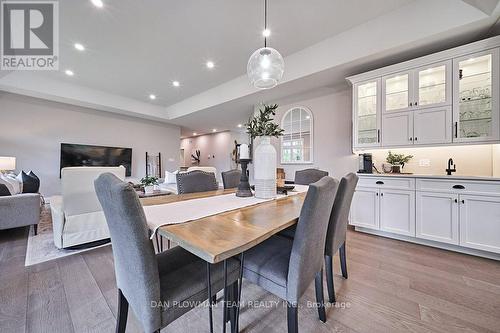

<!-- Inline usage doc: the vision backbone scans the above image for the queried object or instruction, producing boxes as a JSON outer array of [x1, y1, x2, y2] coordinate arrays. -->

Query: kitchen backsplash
[[358, 144, 500, 177]]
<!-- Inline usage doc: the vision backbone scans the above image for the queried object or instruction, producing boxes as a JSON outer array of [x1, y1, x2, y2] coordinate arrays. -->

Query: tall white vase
[[254, 136, 277, 199]]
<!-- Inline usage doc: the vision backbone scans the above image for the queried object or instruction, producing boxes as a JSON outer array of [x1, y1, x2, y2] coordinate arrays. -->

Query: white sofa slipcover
[[51, 166, 126, 248]]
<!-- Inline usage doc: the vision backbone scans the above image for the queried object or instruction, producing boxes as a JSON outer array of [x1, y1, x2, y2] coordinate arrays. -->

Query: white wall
[[268, 89, 357, 181], [180, 131, 247, 182], [0, 92, 181, 196]]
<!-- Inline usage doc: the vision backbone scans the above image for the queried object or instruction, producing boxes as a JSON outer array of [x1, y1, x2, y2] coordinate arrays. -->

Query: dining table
[[140, 187, 308, 333]]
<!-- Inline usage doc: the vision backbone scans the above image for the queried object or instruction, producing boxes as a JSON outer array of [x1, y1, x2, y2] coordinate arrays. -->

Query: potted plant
[[246, 103, 284, 199], [140, 175, 158, 194], [386, 151, 413, 173]]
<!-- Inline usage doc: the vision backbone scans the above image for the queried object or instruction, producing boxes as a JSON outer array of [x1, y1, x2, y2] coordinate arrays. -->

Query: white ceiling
[[1, 0, 499, 137]]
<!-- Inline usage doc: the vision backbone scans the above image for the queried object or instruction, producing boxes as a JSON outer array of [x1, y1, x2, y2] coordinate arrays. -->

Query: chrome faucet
[[446, 158, 456, 176]]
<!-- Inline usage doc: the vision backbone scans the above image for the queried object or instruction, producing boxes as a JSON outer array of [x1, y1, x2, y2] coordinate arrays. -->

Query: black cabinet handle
[[454, 199, 458, 203], [376, 192, 379, 196], [452, 185, 465, 189], [461, 199, 465, 204], [414, 102, 418, 106], [377, 129, 380, 143], [414, 137, 418, 141], [409, 102, 413, 107], [376, 181, 384, 185], [381, 193, 384, 197], [454, 122, 458, 138], [409, 137, 413, 141]]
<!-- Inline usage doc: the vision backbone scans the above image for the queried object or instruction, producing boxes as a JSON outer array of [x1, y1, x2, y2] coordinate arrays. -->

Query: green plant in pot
[[386, 151, 413, 173], [140, 175, 158, 194]]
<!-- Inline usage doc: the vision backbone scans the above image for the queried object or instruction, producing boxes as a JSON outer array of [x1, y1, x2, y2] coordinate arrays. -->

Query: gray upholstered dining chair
[[294, 168, 329, 185], [324, 173, 358, 304], [221, 169, 242, 189], [242, 177, 339, 333], [94, 173, 240, 333], [176, 170, 218, 194]]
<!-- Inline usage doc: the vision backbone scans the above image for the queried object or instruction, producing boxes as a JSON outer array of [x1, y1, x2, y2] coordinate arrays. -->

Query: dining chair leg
[[287, 302, 298, 333], [315, 270, 327, 323], [116, 289, 128, 333], [206, 263, 214, 333], [339, 242, 348, 279], [325, 255, 335, 303]]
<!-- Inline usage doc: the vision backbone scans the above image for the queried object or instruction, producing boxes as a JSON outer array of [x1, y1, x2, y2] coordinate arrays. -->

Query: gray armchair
[[221, 169, 242, 189], [176, 170, 218, 194], [0, 193, 40, 234], [94, 173, 239, 333], [242, 177, 339, 332], [294, 168, 329, 185]]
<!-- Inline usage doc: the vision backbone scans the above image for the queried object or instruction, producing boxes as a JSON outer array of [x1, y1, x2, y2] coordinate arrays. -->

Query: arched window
[[281, 106, 313, 164]]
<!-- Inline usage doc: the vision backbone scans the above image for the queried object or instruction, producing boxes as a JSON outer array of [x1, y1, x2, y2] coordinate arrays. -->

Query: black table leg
[[222, 259, 228, 333], [235, 252, 244, 332], [207, 263, 214, 333]]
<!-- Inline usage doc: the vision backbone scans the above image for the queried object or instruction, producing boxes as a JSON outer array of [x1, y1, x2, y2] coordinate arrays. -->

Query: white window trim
[[280, 106, 314, 164]]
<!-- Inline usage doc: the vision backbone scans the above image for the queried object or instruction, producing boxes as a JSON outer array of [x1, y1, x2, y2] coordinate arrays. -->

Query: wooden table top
[[140, 190, 306, 264]]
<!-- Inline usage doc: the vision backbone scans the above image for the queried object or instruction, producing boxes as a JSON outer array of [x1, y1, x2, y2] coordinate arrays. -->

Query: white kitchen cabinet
[[414, 61, 452, 109], [350, 187, 379, 229], [413, 106, 452, 145], [379, 189, 415, 236], [459, 195, 500, 254], [416, 191, 459, 244], [382, 112, 413, 146], [383, 72, 413, 113], [453, 48, 500, 143], [353, 79, 381, 148]]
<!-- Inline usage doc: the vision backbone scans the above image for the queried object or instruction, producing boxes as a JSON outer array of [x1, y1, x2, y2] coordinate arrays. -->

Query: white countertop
[[357, 173, 500, 182]]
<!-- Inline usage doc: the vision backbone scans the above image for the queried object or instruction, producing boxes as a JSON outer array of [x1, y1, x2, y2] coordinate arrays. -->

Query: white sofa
[[50, 166, 126, 248]]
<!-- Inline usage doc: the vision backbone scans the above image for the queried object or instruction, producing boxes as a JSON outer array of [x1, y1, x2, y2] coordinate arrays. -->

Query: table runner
[[144, 185, 309, 237]]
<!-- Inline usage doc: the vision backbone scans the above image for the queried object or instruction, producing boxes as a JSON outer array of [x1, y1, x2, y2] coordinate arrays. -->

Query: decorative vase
[[144, 185, 154, 194], [254, 136, 277, 199], [392, 164, 401, 173]]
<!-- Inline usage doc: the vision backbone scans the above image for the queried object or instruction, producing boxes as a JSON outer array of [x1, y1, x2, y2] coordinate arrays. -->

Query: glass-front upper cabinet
[[414, 60, 452, 108], [382, 72, 412, 113], [453, 48, 499, 142], [353, 79, 381, 148]]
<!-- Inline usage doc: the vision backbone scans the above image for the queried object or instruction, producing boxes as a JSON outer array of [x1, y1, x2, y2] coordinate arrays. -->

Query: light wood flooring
[[1, 227, 500, 333]]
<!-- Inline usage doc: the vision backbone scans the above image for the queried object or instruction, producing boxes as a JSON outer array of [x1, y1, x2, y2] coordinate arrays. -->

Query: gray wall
[[0, 92, 181, 196], [270, 89, 357, 181]]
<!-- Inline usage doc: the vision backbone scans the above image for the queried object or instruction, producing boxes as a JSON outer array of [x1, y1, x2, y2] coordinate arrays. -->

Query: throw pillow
[[17, 171, 40, 193], [0, 183, 12, 196], [164, 170, 179, 184], [0, 174, 17, 195]]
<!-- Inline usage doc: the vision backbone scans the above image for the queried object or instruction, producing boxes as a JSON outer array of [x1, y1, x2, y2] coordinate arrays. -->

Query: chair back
[[325, 173, 358, 255], [287, 176, 338, 303], [221, 169, 241, 189], [94, 173, 161, 332], [294, 168, 329, 185], [176, 170, 218, 194], [61, 166, 125, 216]]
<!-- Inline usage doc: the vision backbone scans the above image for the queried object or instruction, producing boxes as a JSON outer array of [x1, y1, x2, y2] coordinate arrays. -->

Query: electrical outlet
[[419, 159, 431, 167]]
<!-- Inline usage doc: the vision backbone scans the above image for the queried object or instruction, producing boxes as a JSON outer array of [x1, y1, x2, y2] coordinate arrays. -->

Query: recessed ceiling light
[[206, 61, 215, 69], [91, 0, 103, 8], [262, 29, 271, 37], [237, 124, 243, 128], [149, 94, 156, 100], [65, 69, 74, 76], [212, 129, 217, 132], [74, 43, 85, 51], [172, 81, 180, 87], [193, 132, 197, 136]]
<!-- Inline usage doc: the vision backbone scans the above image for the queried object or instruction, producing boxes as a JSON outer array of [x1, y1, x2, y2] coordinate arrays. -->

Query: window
[[281, 107, 313, 164]]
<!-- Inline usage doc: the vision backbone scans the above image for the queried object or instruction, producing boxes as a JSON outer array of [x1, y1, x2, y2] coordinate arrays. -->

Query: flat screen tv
[[60, 143, 132, 177]]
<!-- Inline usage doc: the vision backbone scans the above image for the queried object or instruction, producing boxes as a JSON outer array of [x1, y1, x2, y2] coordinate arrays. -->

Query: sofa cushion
[[0, 184, 11, 196], [17, 171, 40, 193]]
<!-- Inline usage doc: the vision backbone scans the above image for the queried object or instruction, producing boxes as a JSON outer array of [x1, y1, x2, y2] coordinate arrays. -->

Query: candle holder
[[236, 159, 253, 197]]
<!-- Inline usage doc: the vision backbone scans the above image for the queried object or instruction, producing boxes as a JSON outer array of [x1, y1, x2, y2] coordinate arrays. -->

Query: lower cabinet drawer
[[416, 179, 500, 196], [358, 177, 415, 190]]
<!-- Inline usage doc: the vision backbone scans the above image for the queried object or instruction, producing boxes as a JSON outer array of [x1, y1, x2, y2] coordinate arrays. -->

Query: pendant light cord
[[264, 0, 267, 48]]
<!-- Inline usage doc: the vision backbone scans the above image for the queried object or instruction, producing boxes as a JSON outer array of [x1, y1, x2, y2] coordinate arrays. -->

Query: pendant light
[[247, 0, 284, 89]]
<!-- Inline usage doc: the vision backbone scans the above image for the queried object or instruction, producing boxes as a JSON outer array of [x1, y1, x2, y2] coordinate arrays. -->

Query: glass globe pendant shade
[[247, 47, 285, 89]]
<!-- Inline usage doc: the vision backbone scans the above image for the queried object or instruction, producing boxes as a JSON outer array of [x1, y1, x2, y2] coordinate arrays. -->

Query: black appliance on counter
[[358, 153, 373, 173]]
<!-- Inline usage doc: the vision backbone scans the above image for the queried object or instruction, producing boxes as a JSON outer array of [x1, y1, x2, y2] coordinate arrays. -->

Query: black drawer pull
[[454, 199, 458, 203], [376, 181, 384, 185], [452, 185, 465, 189]]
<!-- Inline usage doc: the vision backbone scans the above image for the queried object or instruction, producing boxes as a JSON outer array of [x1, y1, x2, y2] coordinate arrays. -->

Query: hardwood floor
[[1, 227, 500, 333]]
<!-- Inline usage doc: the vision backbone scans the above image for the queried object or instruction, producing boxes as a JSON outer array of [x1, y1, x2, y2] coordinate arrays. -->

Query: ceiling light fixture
[[247, 0, 284, 89], [91, 0, 103, 8], [65, 69, 74, 76], [212, 129, 217, 132], [237, 124, 243, 128], [172, 81, 180, 87], [149, 94, 156, 100], [74, 43, 85, 51], [193, 132, 197, 136], [206, 61, 215, 69]]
